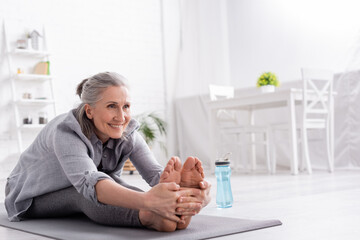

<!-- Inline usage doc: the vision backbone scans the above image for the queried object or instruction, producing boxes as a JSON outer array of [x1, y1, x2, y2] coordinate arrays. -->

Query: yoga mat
[[0, 204, 281, 240]]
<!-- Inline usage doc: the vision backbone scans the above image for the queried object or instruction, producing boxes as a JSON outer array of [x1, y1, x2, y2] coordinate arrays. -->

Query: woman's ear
[[84, 104, 93, 119]]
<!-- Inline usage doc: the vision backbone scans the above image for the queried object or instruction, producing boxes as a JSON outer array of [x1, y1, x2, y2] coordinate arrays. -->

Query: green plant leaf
[[134, 112, 167, 154], [256, 72, 279, 87], [139, 124, 156, 145], [148, 112, 167, 136]]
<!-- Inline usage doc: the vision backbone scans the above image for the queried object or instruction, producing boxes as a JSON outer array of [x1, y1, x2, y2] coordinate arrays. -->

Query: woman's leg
[[23, 186, 81, 218], [24, 184, 142, 227], [24, 181, 177, 231]]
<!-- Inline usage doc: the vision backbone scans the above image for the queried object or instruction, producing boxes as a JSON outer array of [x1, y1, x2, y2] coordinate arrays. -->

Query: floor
[[1, 168, 360, 240]]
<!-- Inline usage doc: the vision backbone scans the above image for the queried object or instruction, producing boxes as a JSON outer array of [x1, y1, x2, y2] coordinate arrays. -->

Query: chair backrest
[[301, 68, 334, 118], [208, 84, 236, 121], [209, 84, 234, 101]]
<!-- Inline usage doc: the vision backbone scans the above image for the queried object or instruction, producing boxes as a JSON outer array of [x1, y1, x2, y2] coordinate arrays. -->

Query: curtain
[[175, 0, 231, 98]]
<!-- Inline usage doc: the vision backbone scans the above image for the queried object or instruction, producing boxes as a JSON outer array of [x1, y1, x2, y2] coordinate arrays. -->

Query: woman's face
[[85, 85, 131, 143]]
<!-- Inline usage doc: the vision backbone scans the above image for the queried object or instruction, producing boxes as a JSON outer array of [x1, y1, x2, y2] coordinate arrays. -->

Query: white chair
[[209, 84, 237, 125], [209, 84, 272, 172], [271, 68, 334, 174]]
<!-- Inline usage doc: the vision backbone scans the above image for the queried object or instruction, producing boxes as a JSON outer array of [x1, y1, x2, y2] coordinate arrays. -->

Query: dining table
[[207, 88, 335, 175], [174, 71, 359, 174]]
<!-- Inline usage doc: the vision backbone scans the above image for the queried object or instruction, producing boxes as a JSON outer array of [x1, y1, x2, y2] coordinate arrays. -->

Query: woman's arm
[[127, 132, 163, 187]]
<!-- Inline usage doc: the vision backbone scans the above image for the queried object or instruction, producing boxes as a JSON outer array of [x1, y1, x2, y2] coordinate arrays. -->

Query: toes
[[168, 156, 182, 172], [161, 159, 174, 182], [182, 156, 195, 171], [161, 157, 182, 184], [174, 157, 182, 172], [196, 165, 204, 178], [164, 160, 174, 172], [194, 158, 205, 177], [194, 157, 202, 168], [168, 157, 175, 166]]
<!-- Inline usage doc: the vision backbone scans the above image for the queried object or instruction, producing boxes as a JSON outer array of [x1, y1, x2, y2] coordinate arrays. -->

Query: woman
[[5, 72, 211, 232]]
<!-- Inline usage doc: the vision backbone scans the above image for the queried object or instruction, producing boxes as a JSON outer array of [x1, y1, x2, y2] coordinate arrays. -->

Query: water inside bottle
[[215, 164, 233, 208]]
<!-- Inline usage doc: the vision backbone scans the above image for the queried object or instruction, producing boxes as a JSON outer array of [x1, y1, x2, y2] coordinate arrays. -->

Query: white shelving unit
[[15, 73, 52, 81], [3, 20, 56, 152]]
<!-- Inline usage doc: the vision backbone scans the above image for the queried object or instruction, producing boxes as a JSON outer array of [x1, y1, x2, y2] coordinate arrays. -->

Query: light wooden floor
[[1, 168, 360, 240]]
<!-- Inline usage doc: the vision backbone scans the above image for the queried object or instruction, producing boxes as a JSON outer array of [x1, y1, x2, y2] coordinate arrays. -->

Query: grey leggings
[[23, 181, 144, 228]]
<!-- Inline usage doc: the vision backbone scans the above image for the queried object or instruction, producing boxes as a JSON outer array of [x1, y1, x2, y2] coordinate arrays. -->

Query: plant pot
[[123, 159, 136, 174], [260, 85, 275, 93]]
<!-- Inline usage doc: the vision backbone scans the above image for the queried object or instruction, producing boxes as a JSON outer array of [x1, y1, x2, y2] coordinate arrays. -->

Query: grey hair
[[74, 72, 129, 139]]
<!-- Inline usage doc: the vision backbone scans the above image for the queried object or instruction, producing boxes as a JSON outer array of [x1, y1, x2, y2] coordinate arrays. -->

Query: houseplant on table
[[256, 72, 280, 93], [123, 112, 167, 174]]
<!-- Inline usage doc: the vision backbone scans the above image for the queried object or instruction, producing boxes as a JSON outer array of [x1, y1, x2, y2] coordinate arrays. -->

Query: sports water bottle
[[215, 153, 233, 208]]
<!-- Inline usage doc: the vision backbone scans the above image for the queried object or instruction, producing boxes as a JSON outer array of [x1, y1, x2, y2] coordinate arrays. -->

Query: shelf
[[20, 124, 46, 130], [16, 99, 55, 105], [10, 48, 50, 58], [4, 21, 55, 153], [15, 73, 52, 81]]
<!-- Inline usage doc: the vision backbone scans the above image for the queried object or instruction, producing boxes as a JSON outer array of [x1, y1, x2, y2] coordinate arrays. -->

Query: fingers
[[163, 212, 184, 223], [177, 195, 206, 212], [178, 196, 200, 203], [175, 211, 197, 216], [165, 212, 186, 224], [175, 209, 198, 216], [162, 182, 180, 191], [178, 185, 212, 209], [199, 180, 211, 189], [178, 187, 201, 197], [175, 207, 201, 216], [175, 202, 202, 214]]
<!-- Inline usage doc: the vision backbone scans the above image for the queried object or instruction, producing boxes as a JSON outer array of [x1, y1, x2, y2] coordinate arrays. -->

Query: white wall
[[2, 0, 360, 178], [0, 0, 169, 179], [227, 0, 360, 88], [165, 0, 360, 170], [160, 0, 181, 157], [175, 0, 231, 98]]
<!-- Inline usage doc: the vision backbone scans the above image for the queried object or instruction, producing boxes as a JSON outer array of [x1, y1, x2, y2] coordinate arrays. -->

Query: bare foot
[[176, 215, 192, 230], [180, 156, 205, 188], [156, 157, 182, 231], [160, 156, 182, 185], [177, 157, 205, 230], [139, 210, 177, 232]]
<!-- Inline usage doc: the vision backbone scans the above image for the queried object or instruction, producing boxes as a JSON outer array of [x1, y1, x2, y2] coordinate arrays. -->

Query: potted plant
[[123, 112, 167, 174], [256, 72, 279, 93], [136, 112, 167, 151]]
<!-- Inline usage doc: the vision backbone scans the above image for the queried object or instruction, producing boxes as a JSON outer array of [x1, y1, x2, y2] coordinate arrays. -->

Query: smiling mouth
[[109, 124, 123, 128]]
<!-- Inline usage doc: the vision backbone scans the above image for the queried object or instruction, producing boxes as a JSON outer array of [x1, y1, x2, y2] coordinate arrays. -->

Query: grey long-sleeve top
[[5, 109, 163, 221]]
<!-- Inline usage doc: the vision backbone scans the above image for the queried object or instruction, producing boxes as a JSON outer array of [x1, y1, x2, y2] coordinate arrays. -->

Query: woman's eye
[[124, 104, 130, 109], [108, 104, 117, 109]]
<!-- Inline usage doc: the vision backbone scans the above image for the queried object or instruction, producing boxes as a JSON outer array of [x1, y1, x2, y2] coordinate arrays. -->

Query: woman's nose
[[115, 109, 126, 122]]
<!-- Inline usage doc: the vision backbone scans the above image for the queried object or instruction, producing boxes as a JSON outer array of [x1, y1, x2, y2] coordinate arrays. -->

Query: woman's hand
[[198, 180, 212, 207], [143, 182, 180, 222], [175, 180, 212, 215], [143, 182, 203, 223]]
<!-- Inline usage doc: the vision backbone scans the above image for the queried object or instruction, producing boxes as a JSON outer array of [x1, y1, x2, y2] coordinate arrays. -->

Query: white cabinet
[[3, 21, 56, 152]]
